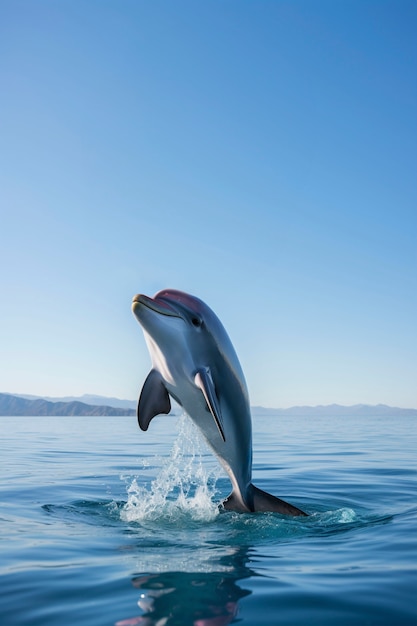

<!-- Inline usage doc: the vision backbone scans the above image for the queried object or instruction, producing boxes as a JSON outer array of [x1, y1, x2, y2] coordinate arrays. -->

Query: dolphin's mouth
[[132, 294, 181, 318]]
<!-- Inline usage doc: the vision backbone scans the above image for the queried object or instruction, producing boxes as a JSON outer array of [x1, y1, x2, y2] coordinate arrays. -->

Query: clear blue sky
[[1, 1, 416, 408]]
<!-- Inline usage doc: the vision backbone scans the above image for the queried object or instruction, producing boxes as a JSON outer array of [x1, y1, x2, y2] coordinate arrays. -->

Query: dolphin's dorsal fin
[[194, 367, 225, 442], [137, 369, 171, 431]]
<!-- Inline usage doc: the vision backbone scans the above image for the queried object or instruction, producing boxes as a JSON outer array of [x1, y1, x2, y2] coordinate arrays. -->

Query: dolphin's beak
[[132, 294, 180, 317]]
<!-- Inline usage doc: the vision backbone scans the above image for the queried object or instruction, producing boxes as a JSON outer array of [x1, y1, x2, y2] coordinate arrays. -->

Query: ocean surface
[[1, 412, 416, 626]]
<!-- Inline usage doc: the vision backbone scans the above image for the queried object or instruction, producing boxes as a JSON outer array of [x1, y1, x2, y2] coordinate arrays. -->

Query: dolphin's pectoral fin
[[194, 367, 226, 442], [137, 369, 171, 431]]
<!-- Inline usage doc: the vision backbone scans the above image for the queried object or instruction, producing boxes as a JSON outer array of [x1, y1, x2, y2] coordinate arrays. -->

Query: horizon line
[[1, 392, 416, 412]]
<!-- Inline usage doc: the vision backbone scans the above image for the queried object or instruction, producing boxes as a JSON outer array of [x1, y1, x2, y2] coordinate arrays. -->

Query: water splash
[[121, 414, 221, 524]]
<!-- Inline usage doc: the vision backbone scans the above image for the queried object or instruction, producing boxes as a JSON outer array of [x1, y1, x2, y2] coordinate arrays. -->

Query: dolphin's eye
[[191, 317, 202, 327]]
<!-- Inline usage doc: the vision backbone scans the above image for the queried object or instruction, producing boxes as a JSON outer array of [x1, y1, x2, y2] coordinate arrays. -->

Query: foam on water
[[121, 414, 221, 524]]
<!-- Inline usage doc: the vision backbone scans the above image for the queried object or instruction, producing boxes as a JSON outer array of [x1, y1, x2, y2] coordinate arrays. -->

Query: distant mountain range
[[13, 393, 137, 410], [1, 393, 416, 417], [0, 393, 136, 417], [252, 404, 417, 417]]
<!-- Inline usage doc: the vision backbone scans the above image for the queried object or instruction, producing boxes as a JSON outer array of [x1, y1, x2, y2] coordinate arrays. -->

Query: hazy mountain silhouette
[[0, 393, 135, 416], [1, 393, 416, 417]]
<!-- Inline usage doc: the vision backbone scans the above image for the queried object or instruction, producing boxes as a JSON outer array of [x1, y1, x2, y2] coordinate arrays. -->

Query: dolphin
[[132, 289, 307, 516]]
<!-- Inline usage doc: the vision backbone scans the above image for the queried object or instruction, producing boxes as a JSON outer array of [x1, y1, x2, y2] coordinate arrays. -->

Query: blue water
[[1, 412, 416, 625]]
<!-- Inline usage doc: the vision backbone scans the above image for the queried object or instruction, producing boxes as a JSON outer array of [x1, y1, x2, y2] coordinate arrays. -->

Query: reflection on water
[[116, 547, 253, 626]]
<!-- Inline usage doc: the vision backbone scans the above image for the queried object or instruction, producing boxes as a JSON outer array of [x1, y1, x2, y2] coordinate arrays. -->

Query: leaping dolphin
[[132, 289, 307, 516]]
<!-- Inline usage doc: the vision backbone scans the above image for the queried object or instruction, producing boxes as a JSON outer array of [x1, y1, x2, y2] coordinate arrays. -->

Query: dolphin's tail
[[223, 483, 307, 516]]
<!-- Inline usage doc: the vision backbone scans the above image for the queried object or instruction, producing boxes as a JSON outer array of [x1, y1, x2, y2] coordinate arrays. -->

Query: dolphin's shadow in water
[[115, 546, 254, 626]]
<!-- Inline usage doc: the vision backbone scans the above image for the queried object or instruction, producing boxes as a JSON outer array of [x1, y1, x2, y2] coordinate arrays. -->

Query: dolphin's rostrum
[[132, 289, 307, 516]]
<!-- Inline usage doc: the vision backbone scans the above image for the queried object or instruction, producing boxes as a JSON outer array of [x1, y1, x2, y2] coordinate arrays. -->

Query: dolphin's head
[[132, 289, 207, 329], [132, 289, 221, 361], [131, 289, 212, 345], [134, 288, 231, 336], [131, 289, 245, 384]]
